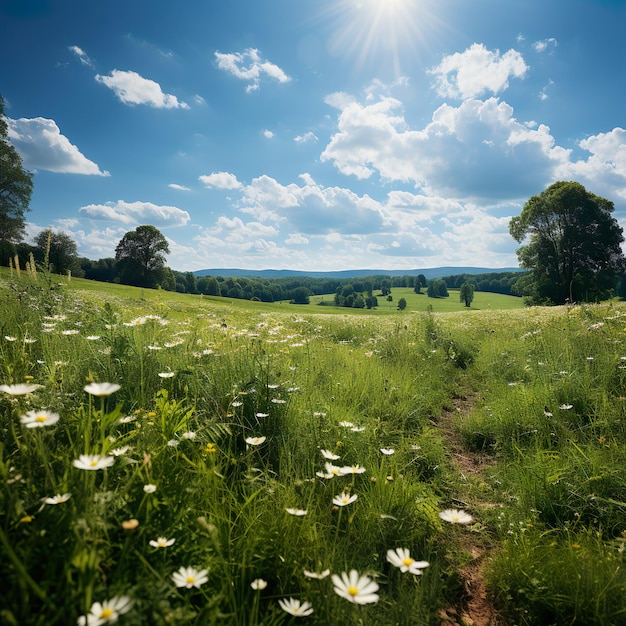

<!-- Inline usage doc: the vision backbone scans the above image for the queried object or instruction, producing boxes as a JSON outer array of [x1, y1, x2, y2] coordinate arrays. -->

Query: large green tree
[[35, 229, 83, 276], [115, 225, 170, 288], [0, 94, 33, 263], [510, 181, 625, 304]]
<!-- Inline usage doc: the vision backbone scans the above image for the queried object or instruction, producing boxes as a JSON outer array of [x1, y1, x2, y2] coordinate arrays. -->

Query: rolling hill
[[193, 266, 523, 279]]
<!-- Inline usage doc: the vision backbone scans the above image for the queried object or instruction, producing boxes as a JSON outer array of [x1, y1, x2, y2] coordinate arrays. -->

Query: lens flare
[[324, 0, 444, 76]]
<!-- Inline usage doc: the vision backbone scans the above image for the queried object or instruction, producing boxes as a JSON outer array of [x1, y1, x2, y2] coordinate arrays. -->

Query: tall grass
[[2, 272, 626, 625]]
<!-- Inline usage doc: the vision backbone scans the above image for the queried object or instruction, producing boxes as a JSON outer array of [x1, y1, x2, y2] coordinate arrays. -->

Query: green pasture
[[309, 287, 525, 313], [1, 267, 626, 625]]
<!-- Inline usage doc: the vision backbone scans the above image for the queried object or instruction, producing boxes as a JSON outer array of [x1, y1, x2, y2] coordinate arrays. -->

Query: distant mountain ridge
[[194, 267, 523, 279]]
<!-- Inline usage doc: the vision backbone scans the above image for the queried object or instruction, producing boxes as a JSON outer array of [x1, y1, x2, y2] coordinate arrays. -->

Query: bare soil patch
[[437, 393, 503, 626]]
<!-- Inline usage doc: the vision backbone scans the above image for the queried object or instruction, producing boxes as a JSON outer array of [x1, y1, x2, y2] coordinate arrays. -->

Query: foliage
[[115, 225, 170, 289], [0, 94, 33, 258], [34, 229, 84, 277], [289, 286, 310, 304], [397, 297, 407, 310], [459, 282, 474, 307], [439, 271, 524, 295], [427, 279, 449, 298], [510, 181, 625, 304]]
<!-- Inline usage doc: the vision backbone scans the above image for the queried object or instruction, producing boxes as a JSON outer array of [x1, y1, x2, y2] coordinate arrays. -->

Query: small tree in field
[[459, 282, 475, 307], [365, 294, 378, 309], [397, 297, 407, 310]]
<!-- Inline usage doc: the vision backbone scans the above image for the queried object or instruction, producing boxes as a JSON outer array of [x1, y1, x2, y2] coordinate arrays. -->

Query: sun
[[325, 0, 442, 76]]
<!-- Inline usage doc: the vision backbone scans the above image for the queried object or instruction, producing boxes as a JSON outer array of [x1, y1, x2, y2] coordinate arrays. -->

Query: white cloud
[[55, 218, 80, 229], [262, 129, 274, 139], [559, 127, 626, 199], [79, 200, 190, 226], [214, 48, 290, 92], [95, 70, 189, 109], [429, 43, 528, 100], [169, 172, 523, 271], [294, 132, 318, 143], [26, 225, 128, 260], [68, 45, 94, 68], [538, 80, 554, 101], [533, 38, 558, 53], [324, 91, 355, 110], [168, 183, 191, 191], [199, 171, 242, 190], [6, 117, 109, 175], [211, 215, 278, 242], [242, 175, 299, 211], [191, 221, 289, 267], [285, 233, 309, 245], [320, 94, 570, 201], [241, 175, 385, 235]]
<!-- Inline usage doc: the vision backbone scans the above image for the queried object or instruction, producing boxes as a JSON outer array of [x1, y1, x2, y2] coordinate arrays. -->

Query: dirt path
[[437, 393, 503, 626]]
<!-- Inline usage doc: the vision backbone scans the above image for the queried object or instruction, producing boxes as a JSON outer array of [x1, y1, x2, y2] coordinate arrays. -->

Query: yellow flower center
[[35, 415, 48, 422], [347, 586, 359, 597], [186, 576, 195, 584], [99, 608, 114, 619], [403, 557, 414, 566], [89, 460, 98, 467]]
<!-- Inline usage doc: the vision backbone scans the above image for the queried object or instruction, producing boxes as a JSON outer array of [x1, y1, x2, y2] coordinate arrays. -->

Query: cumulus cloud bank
[[7, 117, 109, 175], [429, 43, 528, 100], [320, 93, 570, 201]]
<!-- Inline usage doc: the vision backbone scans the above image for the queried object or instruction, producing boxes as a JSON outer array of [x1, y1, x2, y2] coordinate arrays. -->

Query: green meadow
[[2, 268, 626, 625], [309, 287, 525, 313]]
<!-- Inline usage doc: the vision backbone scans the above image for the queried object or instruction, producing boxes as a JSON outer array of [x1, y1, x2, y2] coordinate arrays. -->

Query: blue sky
[[2, 0, 625, 272]]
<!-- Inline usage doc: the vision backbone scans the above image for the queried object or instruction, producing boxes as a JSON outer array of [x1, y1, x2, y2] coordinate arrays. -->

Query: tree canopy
[[35, 229, 83, 276], [459, 282, 475, 307], [115, 225, 170, 288], [0, 94, 33, 260], [510, 181, 625, 304]]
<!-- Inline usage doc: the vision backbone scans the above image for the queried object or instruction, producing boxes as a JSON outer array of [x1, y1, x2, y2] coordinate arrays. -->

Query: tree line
[[0, 224, 525, 305], [6, 217, 625, 307]]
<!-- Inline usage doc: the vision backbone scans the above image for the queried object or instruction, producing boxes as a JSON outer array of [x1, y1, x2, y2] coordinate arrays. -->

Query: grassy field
[[309, 287, 525, 313], [0, 267, 523, 315], [1, 268, 626, 625]]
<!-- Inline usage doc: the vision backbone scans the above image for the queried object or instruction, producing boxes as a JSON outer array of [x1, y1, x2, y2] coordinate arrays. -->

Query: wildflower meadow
[[2, 269, 626, 625]]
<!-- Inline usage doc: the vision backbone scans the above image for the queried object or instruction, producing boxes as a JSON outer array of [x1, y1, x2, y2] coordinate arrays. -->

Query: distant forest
[[87, 265, 526, 309], [80, 262, 526, 306], [6, 241, 525, 307]]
